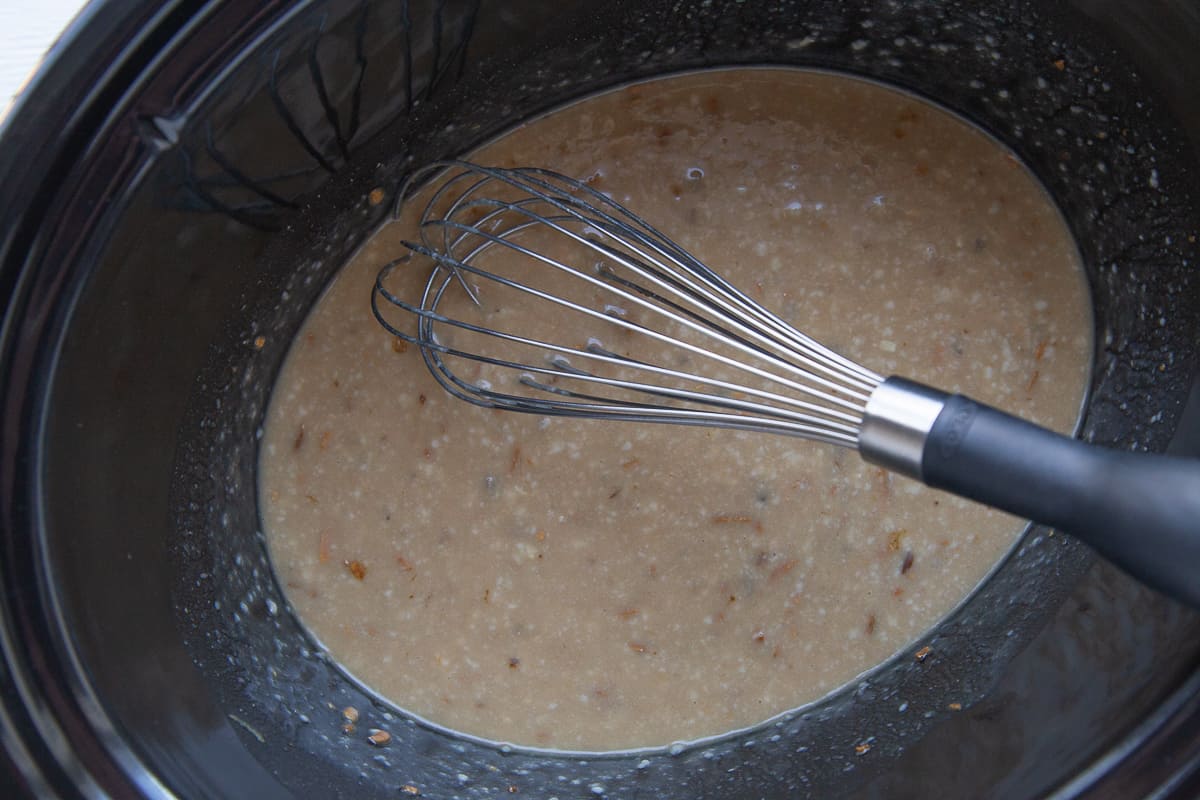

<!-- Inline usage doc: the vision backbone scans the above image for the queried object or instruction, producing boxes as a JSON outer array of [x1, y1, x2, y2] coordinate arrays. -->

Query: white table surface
[[1, 0, 89, 120]]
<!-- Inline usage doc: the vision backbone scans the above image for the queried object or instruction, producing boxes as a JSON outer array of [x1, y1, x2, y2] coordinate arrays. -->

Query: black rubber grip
[[922, 395, 1200, 608]]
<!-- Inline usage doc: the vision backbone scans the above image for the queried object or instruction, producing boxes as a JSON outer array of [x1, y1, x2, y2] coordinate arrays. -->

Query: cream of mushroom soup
[[259, 69, 1091, 751]]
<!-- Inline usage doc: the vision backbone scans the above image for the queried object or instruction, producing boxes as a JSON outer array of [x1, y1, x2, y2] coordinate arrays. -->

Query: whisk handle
[[909, 385, 1200, 608]]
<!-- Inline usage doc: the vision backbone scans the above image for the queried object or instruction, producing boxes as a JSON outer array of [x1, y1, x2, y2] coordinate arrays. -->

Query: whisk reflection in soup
[[259, 68, 1092, 751]]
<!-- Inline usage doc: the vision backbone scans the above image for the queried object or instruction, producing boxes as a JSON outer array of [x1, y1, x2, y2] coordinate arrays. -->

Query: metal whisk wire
[[368, 161, 1200, 609], [371, 160, 883, 447]]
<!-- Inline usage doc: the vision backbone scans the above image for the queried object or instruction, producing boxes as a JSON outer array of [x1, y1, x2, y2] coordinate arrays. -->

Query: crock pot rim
[[0, 1, 284, 795]]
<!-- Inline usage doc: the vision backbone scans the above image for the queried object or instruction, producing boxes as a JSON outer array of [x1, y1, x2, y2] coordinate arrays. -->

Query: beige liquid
[[259, 69, 1092, 751]]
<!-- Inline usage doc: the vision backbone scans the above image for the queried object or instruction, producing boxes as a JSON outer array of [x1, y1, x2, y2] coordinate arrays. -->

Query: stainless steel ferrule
[[857, 376, 950, 482]]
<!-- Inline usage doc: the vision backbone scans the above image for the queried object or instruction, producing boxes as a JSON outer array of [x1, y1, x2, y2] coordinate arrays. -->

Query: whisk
[[372, 160, 1200, 608]]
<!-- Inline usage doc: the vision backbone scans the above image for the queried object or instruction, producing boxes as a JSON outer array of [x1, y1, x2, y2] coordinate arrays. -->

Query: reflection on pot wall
[[160, 0, 479, 230], [13, 0, 1199, 798]]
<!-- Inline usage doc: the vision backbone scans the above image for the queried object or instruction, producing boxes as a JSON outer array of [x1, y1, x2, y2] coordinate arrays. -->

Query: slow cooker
[[2, 0, 1199, 797]]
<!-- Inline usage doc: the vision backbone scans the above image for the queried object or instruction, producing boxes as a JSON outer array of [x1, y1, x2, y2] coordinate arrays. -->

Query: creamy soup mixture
[[259, 69, 1091, 751]]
